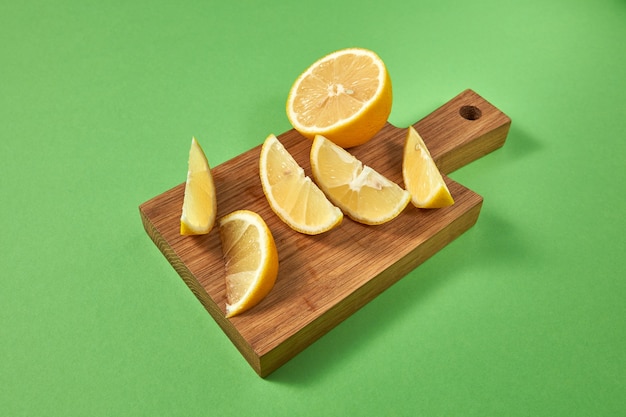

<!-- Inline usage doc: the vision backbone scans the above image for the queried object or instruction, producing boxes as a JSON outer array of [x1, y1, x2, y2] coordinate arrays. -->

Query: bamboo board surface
[[139, 89, 511, 377]]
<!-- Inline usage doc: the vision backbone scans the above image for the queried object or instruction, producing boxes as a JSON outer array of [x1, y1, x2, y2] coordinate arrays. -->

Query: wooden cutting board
[[139, 89, 511, 377]]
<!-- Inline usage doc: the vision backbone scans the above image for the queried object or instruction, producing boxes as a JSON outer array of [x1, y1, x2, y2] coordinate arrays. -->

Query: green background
[[2, 0, 625, 415]]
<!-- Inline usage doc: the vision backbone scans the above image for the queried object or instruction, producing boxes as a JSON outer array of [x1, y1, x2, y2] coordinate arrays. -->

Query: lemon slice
[[286, 47, 392, 148], [402, 126, 454, 208], [310, 135, 410, 225], [219, 210, 279, 318], [180, 137, 217, 235], [259, 134, 343, 235]]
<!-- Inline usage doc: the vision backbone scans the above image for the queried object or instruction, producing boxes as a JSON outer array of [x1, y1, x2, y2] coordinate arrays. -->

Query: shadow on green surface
[[498, 123, 542, 164], [266, 210, 537, 384]]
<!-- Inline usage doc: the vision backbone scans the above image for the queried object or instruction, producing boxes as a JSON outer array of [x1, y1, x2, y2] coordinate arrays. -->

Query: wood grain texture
[[139, 89, 511, 377]]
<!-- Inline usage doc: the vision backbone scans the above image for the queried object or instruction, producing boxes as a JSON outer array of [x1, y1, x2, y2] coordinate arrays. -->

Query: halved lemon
[[402, 126, 454, 208], [310, 135, 410, 225], [286, 47, 392, 148], [259, 134, 343, 234], [219, 210, 279, 318], [180, 137, 217, 235]]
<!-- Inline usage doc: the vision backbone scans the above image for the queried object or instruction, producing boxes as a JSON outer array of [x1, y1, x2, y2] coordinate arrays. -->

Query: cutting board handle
[[412, 89, 511, 174]]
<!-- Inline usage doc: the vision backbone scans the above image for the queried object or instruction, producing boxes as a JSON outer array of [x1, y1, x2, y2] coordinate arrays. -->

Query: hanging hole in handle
[[459, 105, 482, 120]]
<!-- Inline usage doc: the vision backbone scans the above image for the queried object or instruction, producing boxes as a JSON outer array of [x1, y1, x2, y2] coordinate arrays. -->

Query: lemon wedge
[[259, 134, 343, 234], [402, 126, 454, 208], [219, 210, 279, 318], [310, 135, 410, 225], [180, 137, 217, 235]]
